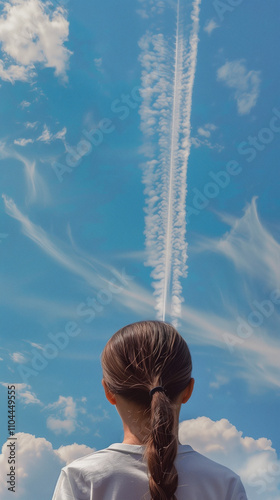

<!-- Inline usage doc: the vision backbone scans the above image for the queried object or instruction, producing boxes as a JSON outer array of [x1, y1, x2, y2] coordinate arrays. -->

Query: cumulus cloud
[[0, 60, 33, 83], [0, 433, 95, 500], [0, 0, 72, 83], [179, 417, 280, 499], [0, 420, 279, 500], [46, 396, 82, 435], [55, 442, 95, 465], [217, 59, 261, 115]]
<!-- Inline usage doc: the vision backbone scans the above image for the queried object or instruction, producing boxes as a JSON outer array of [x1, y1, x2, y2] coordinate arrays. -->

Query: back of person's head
[[101, 320, 192, 500]]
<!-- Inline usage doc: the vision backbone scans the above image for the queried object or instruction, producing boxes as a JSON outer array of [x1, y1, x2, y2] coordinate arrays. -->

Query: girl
[[52, 320, 248, 499]]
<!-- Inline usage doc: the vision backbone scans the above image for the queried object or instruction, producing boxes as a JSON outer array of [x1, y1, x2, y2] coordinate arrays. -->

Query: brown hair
[[101, 320, 192, 500]]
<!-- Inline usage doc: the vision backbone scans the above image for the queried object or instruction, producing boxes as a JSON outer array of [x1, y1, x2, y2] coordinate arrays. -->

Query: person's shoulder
[[180, 447, 239, 477], [177, 446, 243, 484], [177, 447, 247, 497], [62, 446, 116, 473]]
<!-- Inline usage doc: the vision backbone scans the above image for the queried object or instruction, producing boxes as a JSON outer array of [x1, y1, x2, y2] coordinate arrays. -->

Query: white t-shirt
[[52, 443, 248, 500]]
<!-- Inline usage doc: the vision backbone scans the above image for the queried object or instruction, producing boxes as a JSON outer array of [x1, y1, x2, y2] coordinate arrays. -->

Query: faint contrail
[[139, 0, 201, 325]]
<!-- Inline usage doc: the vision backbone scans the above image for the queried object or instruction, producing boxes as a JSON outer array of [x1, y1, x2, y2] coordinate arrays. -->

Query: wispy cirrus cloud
[[2, 195, 134, 297], [0, 141, 49, 204], [195, 197, 280, 286], [217, 59, 261, 115], [3, 195, 280, 390]]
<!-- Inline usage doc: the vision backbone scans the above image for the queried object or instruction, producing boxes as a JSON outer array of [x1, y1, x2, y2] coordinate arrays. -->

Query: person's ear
[[181, 378, 195, 404], [102, 379, 117, 405]]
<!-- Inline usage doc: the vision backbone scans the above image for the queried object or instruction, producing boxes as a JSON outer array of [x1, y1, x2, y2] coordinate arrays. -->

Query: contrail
[[139, 0, 201, 325]]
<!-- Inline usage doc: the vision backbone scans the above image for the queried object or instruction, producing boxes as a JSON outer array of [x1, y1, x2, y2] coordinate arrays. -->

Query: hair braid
[[144, 390, 178, 500]]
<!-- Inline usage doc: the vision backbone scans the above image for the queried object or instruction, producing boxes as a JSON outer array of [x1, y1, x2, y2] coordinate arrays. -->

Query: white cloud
[[217, 59, 261, 115], [0, 60, 34, 83], [204, 123, 217, 132], [55, 443, 94, 465], [199, 197, 280, 286], [197, 127, 211, 138], [37, 124, 67, 143], [53, 126, 67, 141], [47, 416, 75, 434], [0, 0, 72, 83], [14, 124, 66, 148], [190, 136, 223, 152], [0, 141, 49, 204], [37, 124, 52, 142], [19, 100, 31, 109], [14, 138, 34, 146], [185, 198, 280, 390], [192, 122, 222, 150], [10, 352, 27, 364], [136, 0, 168, 18], [24, 340, 45, 351], [0, 433, 95, 500], [46, 396, 80, 435], [24, 121, 39, 129], [179, 417, 280, 499], [2, 195, 133, 295], [209, 374, 229, 389], [0, 382, 42, 405], [204, 19, 219, 35]]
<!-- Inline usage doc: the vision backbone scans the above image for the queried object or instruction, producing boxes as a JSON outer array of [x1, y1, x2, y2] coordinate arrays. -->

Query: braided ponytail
[[144, 390, 178, 499], [101, 320, 192, 500]]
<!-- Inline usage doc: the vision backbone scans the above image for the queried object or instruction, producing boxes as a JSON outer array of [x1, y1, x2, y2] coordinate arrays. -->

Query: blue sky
[[0, 0, 280, 499]]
